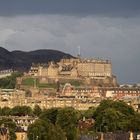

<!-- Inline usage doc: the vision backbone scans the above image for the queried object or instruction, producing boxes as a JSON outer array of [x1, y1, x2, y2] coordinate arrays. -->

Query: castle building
[[28, 58, 112, 80], [77, 59, 112, 78]]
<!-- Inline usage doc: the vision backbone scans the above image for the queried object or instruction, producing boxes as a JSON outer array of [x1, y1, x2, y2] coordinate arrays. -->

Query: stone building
[[28, 58, 112, 80], [77, 59, 112, 78]]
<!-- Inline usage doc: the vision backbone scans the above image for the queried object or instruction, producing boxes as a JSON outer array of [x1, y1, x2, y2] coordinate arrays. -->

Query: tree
[[1, 107, 11, 116], [27, 119, 66, 140], [40, 108, 59, 124], [27, 119, 50, 140], [128, 112, 140, 132], [56, 107, 78, 140], [83, 107, 96, 119], [33, 105, 42, 117], [94, 100, 135, 117], [0, 72, 23, 89], [94, 108, 129, 132], [93, 100, 140, 132], [11, 106, 32, 116], [47, 124, 66, 140]]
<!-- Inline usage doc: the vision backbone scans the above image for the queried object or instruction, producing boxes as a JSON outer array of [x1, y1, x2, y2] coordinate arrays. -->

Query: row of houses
[[0, 86, 140, 111]]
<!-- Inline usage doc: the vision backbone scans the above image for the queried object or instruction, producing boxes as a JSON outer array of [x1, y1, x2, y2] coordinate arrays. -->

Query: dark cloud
[[0, 1, 140, 84], [0, 15, 140, 84], [0, 0, 140, 17]]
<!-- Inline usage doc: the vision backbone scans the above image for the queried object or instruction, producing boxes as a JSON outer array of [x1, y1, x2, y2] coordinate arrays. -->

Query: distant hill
[[0, 47, 74, 71]]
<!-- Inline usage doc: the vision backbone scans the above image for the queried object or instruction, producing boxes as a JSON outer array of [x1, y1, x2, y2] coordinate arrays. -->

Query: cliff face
[[0, 47, 73, 71]]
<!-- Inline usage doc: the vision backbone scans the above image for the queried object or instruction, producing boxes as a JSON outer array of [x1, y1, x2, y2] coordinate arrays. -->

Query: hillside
[[0, 47, 74, 71]]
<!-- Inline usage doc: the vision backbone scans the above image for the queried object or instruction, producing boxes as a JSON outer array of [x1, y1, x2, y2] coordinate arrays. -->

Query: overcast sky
[[0, 0, 140, 84]]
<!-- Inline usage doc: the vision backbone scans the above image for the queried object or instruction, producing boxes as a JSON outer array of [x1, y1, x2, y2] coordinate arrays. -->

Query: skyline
[[0, 0, 140, 84]]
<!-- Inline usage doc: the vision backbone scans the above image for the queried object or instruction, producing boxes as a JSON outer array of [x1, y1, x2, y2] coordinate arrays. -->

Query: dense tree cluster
[[0, 106, 33, 116], [27, 119, 66, 140], [27, 101, 140, 140], [93, 100, 140, 132], [0, 72, 23, 89], [28, 107, 79, 140], [56, 107, 79, 140], [0, 100, 140, 140]]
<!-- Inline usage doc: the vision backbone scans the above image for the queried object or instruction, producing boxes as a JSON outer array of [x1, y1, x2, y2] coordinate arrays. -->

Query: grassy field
[[38, 83, 57, 88], [22, 78, 57, 88], [22, 77, 83, 89], [22, 78, 35, 86]]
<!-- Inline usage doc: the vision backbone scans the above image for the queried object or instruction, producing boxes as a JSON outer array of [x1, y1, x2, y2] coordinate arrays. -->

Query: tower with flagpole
[[77, 45, 81, 59]]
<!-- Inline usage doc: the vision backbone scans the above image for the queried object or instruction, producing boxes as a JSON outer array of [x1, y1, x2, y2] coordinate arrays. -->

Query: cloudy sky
[[0, 0, 140, 84]]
